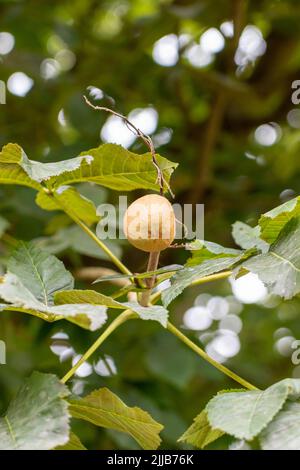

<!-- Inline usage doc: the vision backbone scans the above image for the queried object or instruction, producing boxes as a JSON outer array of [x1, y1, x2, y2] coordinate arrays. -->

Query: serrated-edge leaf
[[54, 289, 168, 327], [237, 217, 300, 299], [0, 268, 106, 331], [232, 221, 269, 252], [0, 162, 42, 190], [259, 401, 300, 450], [50, 143, 177, 193], [186, 240, 241, 266], [0, 143, 93, 183], [68, 388, 163, 450], [178, 410, 224, 449], [36, 186, 100, 226], [7, 241, 74, 306], [259, 196, 300, 243], [0, 372, 70, 450], [206, 379, 300, 441], [161, 256, 241, 307], [55, 432, 86, 450]]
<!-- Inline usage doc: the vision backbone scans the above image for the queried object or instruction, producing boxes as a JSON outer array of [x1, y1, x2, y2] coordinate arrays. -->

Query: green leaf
[[7, 241, 74, 306], [54, 289, 169, 327], [0, 162, 42, 190], [55, 432, 86, 450], [206, 379, 300, 441], [259, 196, 300, 243], [68, 387, 163, 450], [36, 186, 100, 226], [232, 221, 269, 252], [0, 143, 177, 192], [187, 240, 241, 266], [55, 289, 127, 308], [0, 243, 106, 330], [124, 301, 168, 327], [161, 256, 241, 307], [178, 410, 224, 449], [0, 372, 70, 450], [0, 274, 108, 331], [49, 143, 177, 192], [260, 402, 300, 450], [0, 143, 93, 183], [238, 217, 300, 299]]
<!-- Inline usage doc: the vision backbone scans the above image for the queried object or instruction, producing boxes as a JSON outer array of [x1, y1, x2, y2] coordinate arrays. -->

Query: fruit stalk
[[140, 251, 160, 306]]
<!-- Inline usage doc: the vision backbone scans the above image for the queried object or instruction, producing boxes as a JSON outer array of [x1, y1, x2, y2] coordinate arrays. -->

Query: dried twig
[[83, 95, 174, 197]]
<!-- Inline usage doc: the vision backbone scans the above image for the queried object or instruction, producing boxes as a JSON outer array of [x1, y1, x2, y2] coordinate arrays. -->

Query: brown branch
[[189, 90, 227, 204], [83, 95, 174, 197]]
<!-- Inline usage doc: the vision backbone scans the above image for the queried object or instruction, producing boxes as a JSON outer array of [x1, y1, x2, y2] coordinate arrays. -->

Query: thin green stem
[[150, 270, 232, 305], [61, 309, 135, 384], [50, 191, 132, 277], [167, 321, 257, 390], [149, 270, 257, 390]]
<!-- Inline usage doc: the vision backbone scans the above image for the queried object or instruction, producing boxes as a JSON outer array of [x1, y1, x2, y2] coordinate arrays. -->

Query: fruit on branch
[[123, 194, 175, 252]]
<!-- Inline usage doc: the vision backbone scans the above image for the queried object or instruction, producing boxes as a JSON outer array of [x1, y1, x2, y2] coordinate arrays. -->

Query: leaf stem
[[61, 309, 135, 384], [167, 321, 258, 390]]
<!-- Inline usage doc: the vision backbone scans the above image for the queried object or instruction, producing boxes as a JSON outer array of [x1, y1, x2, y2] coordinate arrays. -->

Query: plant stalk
[[150, 270, 232, 305], [140, 251, 160, 306], [61, 309, 135, 384], [167, 321, 258, 390]]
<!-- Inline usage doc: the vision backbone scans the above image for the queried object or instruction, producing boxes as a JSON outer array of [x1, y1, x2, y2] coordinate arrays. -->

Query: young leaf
[[259, 402, 300, 450], [49, 143, 177, 192], [54, 289, 169, 327], [55, 432, 86, 450], [206, 378, 300, 441], [68, 387, 163, 450], [232, 221, 269, 252], [178, 410, 224, 449], [259, 196, 300, 244], [0, 372, 70, 450], [36, 186, 100, 226], [238, 217, 300, 299]]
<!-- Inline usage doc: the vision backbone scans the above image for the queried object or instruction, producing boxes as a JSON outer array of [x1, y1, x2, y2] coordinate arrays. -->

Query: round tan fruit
[[123, 194, 175, 252]]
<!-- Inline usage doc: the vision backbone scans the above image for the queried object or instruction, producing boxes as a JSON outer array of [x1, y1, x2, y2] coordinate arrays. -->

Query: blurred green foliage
[[0, 0, 300, 449]]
